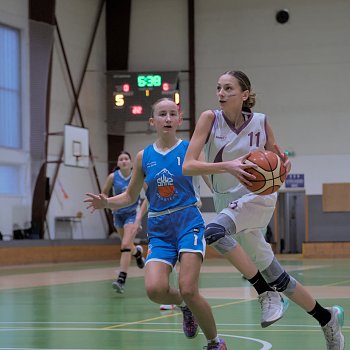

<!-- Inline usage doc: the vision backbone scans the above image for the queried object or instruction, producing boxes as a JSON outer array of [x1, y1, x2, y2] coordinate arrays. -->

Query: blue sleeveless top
[[142, 140, 198, 213], [113, 169, 139, 214]]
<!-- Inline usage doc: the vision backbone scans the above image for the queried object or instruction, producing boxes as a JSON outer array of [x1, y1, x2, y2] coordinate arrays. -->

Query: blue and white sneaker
[[322, 306, 345, 350], [258, 290, 289, 328]]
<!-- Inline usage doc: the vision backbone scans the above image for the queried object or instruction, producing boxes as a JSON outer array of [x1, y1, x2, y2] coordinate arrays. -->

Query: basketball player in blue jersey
[[86, 98, 231, 349], [183, 70, 344, 350], [101, 151, 146, 294]]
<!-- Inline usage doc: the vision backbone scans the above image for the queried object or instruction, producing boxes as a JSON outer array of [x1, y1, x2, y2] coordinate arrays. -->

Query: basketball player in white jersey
[[183, 70, 344, 350]]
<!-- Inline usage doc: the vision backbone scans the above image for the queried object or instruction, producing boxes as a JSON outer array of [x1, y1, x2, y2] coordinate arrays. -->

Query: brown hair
[[151, 97, 178, 117], [117, 150, 131, 160], [113, 151, 132, 171], [223, 70, 256, 109]]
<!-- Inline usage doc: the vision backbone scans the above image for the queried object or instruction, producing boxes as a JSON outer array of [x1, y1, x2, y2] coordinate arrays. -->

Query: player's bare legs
[[286, 282, 318, 311], [144, 261, 183, 305], [119, 226, 135, 273], [179, 252, 218, 340], [112, 224, 144, 293], [222, 244, 259, 279]]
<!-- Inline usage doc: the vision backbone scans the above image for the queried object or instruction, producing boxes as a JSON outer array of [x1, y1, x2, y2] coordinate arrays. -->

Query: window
[[0, 164, 20, 195], [0, 24, 21, 149]]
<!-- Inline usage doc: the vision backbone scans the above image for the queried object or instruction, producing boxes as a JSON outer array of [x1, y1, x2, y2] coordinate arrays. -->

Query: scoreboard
[[107, 71, 180, 124]]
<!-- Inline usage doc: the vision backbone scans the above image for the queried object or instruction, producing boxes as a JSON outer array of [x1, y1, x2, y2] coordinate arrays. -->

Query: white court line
[[0, 330, 272, 350], [1, 321, 348, 329]]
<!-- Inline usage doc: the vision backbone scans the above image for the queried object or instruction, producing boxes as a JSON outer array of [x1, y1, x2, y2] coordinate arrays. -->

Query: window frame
[[0, 17, 30, 198]]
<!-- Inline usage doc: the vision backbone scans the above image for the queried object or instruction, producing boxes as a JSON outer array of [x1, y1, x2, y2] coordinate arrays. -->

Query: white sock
[[208, 336, 220, 344]]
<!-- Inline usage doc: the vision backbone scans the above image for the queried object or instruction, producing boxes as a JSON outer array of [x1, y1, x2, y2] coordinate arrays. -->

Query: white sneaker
[[258, 290, 289, 328], [322, 306, 345, 350], [112, 280, 124, 294], [160, 304, 176, 311]]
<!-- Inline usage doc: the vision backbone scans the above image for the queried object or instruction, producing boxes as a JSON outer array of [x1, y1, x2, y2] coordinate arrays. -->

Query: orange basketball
[[158, 185, 175, 198], [244, 150, 287, 195]]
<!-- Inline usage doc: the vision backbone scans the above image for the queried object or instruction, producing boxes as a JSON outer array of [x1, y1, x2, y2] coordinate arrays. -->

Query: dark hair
[[117, 150, 132, 161], [223, 70, 256, 109], [113, 151, 132, 171]]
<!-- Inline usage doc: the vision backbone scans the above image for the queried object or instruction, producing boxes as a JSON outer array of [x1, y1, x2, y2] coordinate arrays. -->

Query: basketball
[[244, 150, 287, 195], [158, 185, 175, 198]]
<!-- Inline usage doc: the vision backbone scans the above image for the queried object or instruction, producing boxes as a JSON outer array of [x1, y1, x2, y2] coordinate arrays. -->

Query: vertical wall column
[[29, 0, 56, 239], [105, 0, 132, 173]]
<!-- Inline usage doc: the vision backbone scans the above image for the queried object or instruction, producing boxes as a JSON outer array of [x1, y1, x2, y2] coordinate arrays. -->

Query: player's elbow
[[182, 160, 195, 176], [129, 194, 139, 205], [127, 187, 143, 204]]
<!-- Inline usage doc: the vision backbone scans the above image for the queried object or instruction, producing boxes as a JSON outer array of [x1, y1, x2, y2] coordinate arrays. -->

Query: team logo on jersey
[[155, 168, 176, 200]]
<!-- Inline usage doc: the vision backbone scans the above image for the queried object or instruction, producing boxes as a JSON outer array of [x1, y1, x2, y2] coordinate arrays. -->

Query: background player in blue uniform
[[102, 151, 147, 294], [86, 98, 228, 350], [183, 70, 344, 350]]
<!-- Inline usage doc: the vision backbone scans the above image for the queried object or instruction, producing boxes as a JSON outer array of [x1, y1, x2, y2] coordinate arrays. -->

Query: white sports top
[[204, 109, 277, 211]]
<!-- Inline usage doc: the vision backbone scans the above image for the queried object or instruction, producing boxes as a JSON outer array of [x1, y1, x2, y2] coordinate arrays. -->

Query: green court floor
[[0, 257, 349, 349]]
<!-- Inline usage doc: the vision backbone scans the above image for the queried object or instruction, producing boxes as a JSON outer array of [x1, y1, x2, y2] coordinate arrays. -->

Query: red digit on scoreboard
[[122, 84, 130, 92], [131, 105, 143, 115], [162, 82, 170, 91]]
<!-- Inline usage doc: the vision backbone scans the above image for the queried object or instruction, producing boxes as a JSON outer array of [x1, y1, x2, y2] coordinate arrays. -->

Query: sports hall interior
[[0, 1, 349, 349]]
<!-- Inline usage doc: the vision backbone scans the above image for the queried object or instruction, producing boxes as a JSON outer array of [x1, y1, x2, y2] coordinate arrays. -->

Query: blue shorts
[[145, 206, 206, 268], [113, 211, 136, 229]]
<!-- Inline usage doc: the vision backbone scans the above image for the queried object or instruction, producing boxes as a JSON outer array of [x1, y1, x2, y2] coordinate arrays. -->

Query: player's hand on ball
[[225, 153, 257, 186], [273, 144, 291, 174], [84, 193, 108, 213], [242, 150, 287, 195]]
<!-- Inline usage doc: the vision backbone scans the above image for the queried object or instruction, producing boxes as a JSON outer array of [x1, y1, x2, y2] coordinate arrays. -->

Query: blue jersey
[[142, 140, 206, 267], [113, 170, 139, 214], [142, 140, 198, 213]]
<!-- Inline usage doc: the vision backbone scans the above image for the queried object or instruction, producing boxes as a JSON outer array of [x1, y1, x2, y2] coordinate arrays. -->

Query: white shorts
[[216, 192, 277, 271], [220, 192, 277, 233], [235, 229, 274, 271]]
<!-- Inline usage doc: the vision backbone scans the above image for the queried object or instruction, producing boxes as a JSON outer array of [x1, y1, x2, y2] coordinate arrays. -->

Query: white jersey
[[204, 109, 277, 214], [205, 109, 277, 271]]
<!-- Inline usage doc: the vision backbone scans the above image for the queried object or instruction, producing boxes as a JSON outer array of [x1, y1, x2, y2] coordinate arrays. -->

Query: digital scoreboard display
[[107, 71, 180, 124]]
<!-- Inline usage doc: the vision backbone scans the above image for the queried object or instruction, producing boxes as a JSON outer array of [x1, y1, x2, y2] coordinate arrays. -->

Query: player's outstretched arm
[[84, 150, 145, 213]]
